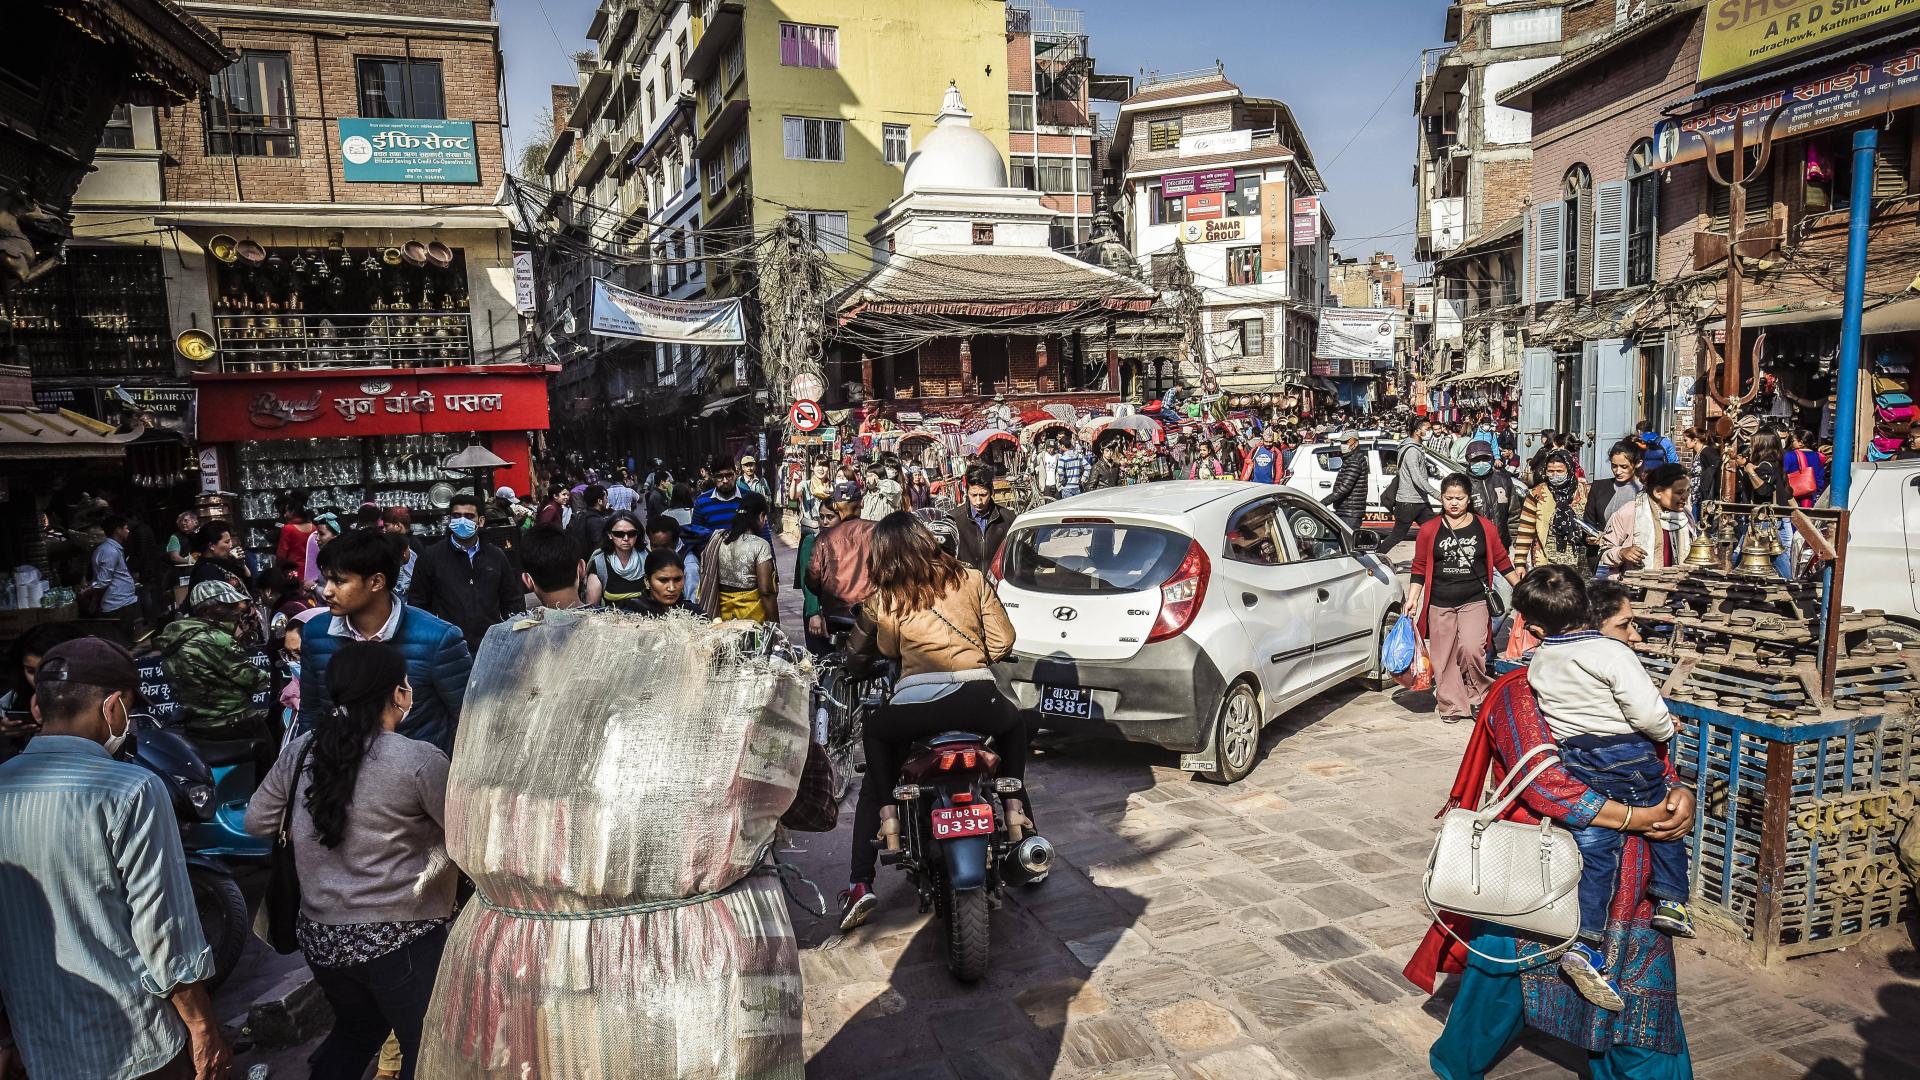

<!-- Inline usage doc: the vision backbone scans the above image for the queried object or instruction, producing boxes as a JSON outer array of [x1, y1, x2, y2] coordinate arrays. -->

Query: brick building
[[1499, 0, 1920, 474], [1005, 0, 1130, 254], [1110, 68, 1331, 401]]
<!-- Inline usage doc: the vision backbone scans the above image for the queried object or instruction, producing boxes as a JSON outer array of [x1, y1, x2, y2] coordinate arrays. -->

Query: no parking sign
[[790, 398, 823, 432]]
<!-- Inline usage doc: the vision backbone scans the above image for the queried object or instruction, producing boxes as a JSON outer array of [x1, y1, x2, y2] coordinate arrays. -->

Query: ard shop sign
[[339, 118, 480, 184]]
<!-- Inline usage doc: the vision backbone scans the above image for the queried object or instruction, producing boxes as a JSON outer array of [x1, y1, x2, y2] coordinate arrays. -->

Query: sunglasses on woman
[[608, 530, 639, 539]]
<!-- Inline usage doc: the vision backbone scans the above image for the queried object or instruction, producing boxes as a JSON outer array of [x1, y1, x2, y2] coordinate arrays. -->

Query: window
[[1148, 118, 1182, 151], [1225, 499, 1287, 566], [1226, 246, 1261, 285], [676, 32, 688, 67], [356, 57, 445, 119], [100, 104, 133, 149], [1826, 116, 1912, 211], [1023, 155, 1085, 193], [1048, 218, 1089, 253], [1281, 500, 1349, 561], [1562, 165, 1590, 297], [1232, 317, 1264, 357], [778, 22, 838, 68], [883, 123, 910, 165], [1009, 94, 1035, 132], [662, 56, 674, 97], [1223, 173, 1263, 218], [1707, 150, 1772, 231], [1002, 522, 1189, 594], [729, 129, 750, 175], [703, 75, 723, 117], [792, 210, 849, 254], [783, 116, 844, 161], [1153, 184, 1186, 225], [1626, 139, 1657, 287], [972, 222, 995, 245], [702, 156, 723, 197], [723, 39, 746, 86], [204, 50, 296, 156]]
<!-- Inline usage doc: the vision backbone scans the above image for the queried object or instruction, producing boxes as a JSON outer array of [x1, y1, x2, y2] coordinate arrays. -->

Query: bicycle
[[811, 630, 892, 802]]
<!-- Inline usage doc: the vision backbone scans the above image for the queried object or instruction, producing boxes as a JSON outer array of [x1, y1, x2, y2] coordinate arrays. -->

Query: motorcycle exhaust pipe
[[1007, 835, 1055, 884]]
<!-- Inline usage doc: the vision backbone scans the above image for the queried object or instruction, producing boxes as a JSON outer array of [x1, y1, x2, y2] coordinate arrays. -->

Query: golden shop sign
[[1700, 0, 1920, 83], [1178, 216, 1254, 245]]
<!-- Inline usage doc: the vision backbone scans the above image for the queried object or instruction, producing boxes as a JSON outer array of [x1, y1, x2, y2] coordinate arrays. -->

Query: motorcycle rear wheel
[[192, 868, 249, 990], [945, 887, 991, 982]]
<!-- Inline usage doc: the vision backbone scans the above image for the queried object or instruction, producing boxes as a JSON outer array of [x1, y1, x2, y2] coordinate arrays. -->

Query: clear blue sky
[[499, 0, 1441, 271]]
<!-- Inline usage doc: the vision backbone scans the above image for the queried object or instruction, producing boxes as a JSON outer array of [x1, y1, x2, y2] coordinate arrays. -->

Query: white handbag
[[1423, 742, 1584, 962]]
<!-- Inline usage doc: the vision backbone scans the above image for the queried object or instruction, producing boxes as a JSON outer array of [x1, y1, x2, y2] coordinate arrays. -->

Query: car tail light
[[1146, 539, 1210, 644], [988, 539, 1006, 584]]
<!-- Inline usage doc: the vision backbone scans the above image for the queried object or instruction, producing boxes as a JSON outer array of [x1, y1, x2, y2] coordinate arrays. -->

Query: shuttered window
[[1534, 201, 1566, 303], [1835, 119, 1912, 209], [1591, 180, 1628, 293], [1708, 158, 1772, 231]]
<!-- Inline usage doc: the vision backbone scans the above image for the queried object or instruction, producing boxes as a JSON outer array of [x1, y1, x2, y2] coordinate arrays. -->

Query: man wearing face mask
[[1463, 439, 1516, 546], [154, 580, 270, 751], [408, 493, 527, 654], [0, 638, 230, 1080]]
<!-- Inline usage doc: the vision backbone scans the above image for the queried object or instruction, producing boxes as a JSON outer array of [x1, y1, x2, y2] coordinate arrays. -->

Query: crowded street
[[9, 0, 1920, 1079]]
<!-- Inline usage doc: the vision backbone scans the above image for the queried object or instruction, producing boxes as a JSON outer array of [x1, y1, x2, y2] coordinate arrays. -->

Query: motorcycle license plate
[[930, 804, 995, 839], [1038, 685, 1092, 719]]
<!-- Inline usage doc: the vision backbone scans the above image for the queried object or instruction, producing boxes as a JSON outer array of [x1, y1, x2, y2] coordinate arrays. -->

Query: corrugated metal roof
[[840, 250, 1152, 306]]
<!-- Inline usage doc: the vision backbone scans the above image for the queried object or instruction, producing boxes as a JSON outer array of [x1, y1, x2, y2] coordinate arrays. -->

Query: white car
[[1828, 457, 1920, 643], [1286, 439, 1526, 531], [990, 481, 1401, 783]]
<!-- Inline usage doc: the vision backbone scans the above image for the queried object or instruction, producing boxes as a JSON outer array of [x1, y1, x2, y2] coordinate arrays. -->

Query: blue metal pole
[[1820, 127, 1876, 683], [1829, 127, 1877, 505]]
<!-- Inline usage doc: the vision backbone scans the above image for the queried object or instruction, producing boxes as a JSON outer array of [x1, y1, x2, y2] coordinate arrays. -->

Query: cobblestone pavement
[[781, 682, 1920, 1079]]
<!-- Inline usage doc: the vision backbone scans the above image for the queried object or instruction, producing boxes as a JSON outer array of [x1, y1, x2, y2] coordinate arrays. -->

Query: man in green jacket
[[154, 580, 268, 738]]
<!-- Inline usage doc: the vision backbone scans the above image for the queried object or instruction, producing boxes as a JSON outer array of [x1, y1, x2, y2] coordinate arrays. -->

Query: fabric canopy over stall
[[0, 408, 143, 459], [963, 429, 1017, 455]]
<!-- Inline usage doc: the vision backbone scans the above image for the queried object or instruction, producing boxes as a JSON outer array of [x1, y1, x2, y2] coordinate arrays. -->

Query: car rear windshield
[[1001, 523, 1190, 594]]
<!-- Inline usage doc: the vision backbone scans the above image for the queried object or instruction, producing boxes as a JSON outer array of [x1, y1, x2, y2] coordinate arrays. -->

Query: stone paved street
[[759, 496, 1920, 1080]]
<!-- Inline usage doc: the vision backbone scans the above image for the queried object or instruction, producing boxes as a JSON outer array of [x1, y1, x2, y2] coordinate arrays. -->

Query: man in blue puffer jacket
[[298, 527, 472, 754]]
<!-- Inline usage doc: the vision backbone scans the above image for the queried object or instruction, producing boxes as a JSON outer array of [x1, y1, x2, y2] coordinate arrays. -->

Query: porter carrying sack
[[1423, 742, 1582, 961]]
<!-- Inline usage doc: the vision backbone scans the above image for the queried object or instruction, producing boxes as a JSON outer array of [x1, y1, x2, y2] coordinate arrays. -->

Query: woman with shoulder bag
[[1406, 473, 1523, 725], [836, 512, 1028, 932], [244, 641, 454, 1080]]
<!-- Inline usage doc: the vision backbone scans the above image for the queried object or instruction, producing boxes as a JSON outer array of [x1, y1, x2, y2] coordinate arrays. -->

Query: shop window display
[[210, 244, 474, 370], [234, 433, 469, 551]]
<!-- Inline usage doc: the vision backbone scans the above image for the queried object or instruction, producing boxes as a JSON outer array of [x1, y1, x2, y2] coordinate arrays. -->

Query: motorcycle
[[126, 713, 265, 989], [879, 722, 1053, 982]]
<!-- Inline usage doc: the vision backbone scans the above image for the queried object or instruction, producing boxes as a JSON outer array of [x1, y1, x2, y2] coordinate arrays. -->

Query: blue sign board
[[338, 118, 480, 184]]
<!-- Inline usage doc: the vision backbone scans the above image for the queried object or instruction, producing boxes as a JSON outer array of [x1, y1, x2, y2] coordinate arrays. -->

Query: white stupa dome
[[902, 84, 1007, 195]]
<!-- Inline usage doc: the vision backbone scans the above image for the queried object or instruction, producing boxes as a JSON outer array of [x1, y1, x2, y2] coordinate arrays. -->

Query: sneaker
[[1651, 900, 1696, 938], [1440, 713, 1465, 724], [1559, 942, 1626, 1012], [837, 883, 878, 932]]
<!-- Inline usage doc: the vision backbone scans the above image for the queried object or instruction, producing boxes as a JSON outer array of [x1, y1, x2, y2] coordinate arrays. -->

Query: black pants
[[306, 923, 449, 1080], [849, 679, 1029, 884], [1380, 501, 1434, 552]]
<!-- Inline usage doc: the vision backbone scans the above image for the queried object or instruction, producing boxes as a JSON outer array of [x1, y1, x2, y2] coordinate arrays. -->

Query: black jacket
[[944, 503, 1012, 573], [566, 507, 609, 561], [407, 538, 527, 652], [1323, 447, 1371, 522], [1468, 469, 1517, 545], [1088, 458, 1122, 490]]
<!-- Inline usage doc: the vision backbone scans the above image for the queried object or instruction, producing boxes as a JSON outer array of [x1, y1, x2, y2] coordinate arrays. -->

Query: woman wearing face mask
[[1600, 464, 1695, 577], [1511, 450, 1592, 572], [584, 511, 648, 612], [632, 549, 703, 617]]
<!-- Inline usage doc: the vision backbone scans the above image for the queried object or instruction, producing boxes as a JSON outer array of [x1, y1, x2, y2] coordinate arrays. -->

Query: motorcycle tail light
[[961, 750, 977, 769], [1147, 540, 1211, 644], [938, 751, 956, 770], [951, 792, 974, 804]]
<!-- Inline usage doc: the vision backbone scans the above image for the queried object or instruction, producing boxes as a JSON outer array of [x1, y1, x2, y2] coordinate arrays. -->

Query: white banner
[[589, 277, 747, 345], [1315, 308, 1398, 363]]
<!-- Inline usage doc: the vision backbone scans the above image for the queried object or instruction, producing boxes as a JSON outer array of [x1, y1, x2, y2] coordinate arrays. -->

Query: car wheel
[[1202, 680, 1261, 784]]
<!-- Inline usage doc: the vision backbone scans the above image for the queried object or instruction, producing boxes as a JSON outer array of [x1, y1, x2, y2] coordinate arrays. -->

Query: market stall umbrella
[[963, 430, 1018, 456], [1020, 418, 1075, 444], [443, 443, 513, 500], [1082, 414, 1163, 444]]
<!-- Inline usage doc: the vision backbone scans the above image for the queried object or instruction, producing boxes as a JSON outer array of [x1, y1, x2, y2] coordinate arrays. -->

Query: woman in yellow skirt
[[709, 491, 777, 621]]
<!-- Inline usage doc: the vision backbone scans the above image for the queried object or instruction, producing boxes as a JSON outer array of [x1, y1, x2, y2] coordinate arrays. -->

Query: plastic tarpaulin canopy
[[418, 610, 812, 1080]]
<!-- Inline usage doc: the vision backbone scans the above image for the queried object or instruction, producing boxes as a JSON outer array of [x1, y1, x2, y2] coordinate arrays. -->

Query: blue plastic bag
[[1383, 615, 1419, 675]]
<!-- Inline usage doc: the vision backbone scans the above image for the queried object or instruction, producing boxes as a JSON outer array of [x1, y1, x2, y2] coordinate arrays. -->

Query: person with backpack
[[1379, 418, 1441, 553], [1634, 421, 1677, 472]]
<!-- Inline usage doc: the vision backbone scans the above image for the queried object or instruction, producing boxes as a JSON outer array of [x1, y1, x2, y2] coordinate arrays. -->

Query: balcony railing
[[212, 312, 474, 371]]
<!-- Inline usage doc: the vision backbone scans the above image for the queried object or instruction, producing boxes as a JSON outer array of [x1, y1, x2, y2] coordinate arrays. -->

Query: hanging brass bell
[[1684, 534, 1719, 567], [1736, 540, 1778, 576]]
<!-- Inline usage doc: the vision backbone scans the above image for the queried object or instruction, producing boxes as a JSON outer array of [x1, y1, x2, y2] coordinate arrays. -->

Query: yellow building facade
[[687, 0, 1012, 292]]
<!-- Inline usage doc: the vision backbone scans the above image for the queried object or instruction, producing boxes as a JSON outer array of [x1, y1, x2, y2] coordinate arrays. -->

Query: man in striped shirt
[[0, 638, 227, 1080], [684, 455, 742, 552]]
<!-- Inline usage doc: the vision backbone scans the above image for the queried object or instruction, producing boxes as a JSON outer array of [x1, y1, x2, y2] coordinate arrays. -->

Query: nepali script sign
[[589, 278, 748, 345], [1699, 0, 1920, 83], [339, 119, 480, 183], [1315, 308, 1398, 365], [1657, 40, 1920, 167]]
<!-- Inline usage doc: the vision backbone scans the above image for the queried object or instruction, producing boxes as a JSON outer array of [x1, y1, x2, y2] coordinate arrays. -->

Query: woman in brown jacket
[[838, 511, 1029, 931]]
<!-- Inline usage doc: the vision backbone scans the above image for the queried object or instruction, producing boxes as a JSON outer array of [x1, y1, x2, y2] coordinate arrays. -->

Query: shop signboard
[[512, 252, 536, 315], [1161, 167, 1237, 197], [193, 366, 553, 442], [1292, 196, 1320, 247], [1658, 40, 1920, 167], [589, 277, 747, 345], [1412, 287, 1436, 325], [1260, 179, 1290, 279], [1315, 308, 1398, 364], [338, 118, 480, 184], [1698, 0, 1920, 83], [1178, 216, 1254, 244], [1179, 129, 1252, 157], [1186, 192, 1226, 220]]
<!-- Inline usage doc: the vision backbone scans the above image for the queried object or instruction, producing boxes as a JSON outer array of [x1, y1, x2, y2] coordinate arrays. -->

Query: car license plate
[[1038, 685, 1092, 719], [930, 804, 995, 839]]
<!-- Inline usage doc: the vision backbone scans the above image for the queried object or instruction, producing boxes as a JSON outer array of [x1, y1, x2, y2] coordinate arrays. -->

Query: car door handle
[[1242, 592, 1258, 606], [1316, 589, 1330, 603]]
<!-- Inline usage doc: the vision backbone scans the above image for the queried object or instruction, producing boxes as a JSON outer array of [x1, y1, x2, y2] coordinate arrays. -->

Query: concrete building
[[1327, 252, 1405, 311], [1413, 0, 1631, 413], [1109, 68, 1331, 400]]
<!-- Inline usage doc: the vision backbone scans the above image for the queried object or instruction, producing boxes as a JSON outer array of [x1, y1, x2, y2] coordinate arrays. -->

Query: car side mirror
[[1351, 529, 1380, 552]]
